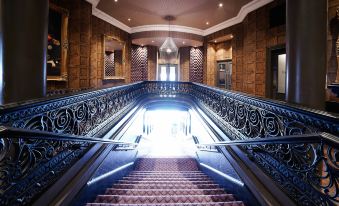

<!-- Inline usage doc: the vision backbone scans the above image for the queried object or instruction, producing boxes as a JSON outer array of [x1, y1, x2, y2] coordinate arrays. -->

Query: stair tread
[[87, 201, 245, 206]]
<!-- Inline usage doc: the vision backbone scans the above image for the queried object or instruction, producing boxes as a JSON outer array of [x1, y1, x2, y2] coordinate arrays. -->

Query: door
[[267, 47, 286, 101], [158, 64, 178, 81], [217, 61, 232, 89]]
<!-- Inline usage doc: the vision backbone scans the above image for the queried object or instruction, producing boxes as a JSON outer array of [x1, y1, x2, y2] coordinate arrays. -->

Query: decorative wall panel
[[131, 45, 148, 82], [189, 47, 204, 83]]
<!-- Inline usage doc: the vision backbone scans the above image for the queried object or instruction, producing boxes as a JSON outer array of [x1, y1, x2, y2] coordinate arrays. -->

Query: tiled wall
[[48, 0, 130, 90], [90, 16, 130, 88], [49, 0, 338, 104], [131, 45, 148, 82], [206, 41, 232, 86], [147, 46, 157, 81], [189, 47, 204, 83], [205, 0, 285, 97], [179, 47, 190, 82]]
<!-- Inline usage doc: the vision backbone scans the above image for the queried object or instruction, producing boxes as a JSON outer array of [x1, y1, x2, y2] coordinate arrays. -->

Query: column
[[0, 0, 48, 104], [286, 0, 327, 110]]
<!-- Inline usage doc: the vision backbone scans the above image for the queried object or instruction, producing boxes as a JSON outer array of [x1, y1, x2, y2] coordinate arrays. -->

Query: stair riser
[[95, 195, 236, 204], [123, 177, 211, 181], [105, 189, 227, 196], [118, 180, 215, 184]]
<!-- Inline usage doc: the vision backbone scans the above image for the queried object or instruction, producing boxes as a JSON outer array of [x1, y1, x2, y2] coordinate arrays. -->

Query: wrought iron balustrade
[[0, 82, 146, 136], [0, 126, 138, 205], [0, 81, 338, 205], [195, 133, 339, 206]]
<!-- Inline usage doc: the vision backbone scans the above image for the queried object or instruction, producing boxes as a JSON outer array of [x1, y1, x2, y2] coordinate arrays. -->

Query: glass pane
[[160, 66, 167, 81], [225, 62, 232, 89], [219, 71, 225, 85], [277, 54, 286, 94], [169, 66, 176, 81]]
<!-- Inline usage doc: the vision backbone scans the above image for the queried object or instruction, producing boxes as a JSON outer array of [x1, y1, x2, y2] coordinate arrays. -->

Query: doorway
[[217, 60, 232, 89], [158, 64, 178, 81], [267, 46, 286, 101]]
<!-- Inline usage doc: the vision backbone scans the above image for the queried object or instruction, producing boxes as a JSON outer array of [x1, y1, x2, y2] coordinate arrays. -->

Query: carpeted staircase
[[86, 158, 245, 206]]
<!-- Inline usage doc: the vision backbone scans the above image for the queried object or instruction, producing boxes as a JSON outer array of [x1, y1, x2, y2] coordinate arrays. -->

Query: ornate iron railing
[[183, 82, 338, 206], [0, 82, 146, 136], [0, 81, 338, 205], [195, 132, 339, 206], [0, 82, 145, 205], [0, 126, 138, 205]]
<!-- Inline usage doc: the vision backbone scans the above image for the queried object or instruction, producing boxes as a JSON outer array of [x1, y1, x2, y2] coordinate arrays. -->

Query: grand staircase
[[87, 158, 245, 206]]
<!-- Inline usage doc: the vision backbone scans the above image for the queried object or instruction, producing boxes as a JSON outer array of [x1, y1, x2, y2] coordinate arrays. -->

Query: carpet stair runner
[[87, 158, 245, 206]]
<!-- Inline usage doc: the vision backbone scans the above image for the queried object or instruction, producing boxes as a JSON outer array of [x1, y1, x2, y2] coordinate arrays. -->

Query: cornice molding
[[92, 7, 132, 33], [131, 25, 204, 36], [203, 0, 274, 35], [85, 0, 100, 7], [86, 0, 274, 36]]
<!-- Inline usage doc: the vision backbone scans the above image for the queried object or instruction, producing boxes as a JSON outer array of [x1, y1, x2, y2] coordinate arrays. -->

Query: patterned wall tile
[[131, 45, 148, 82], [189, 47, 204, 83], [104, 52, 115, 77]]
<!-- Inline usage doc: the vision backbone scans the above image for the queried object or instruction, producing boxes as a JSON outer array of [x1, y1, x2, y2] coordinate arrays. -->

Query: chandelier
[[159, 15, 178, 62]]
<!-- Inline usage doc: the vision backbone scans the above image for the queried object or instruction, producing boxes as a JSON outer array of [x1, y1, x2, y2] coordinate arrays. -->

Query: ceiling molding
[[131, 25, 204, 36], [92, 7, 131, 33], [203, 0, 274, 36], [85, 0, 100, 7], [86, 0, 273, 36]]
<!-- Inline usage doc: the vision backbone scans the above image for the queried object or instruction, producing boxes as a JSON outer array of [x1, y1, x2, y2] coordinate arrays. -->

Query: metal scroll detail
[[247, 141, 339, 206], [0, 136, 91, 205], [186, 83, 338, 205], [0, 83, 145, 136], [0, 82, 146, 205], [0, 81, 338, 205]]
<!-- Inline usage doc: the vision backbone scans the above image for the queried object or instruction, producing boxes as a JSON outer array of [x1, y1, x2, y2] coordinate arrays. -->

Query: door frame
[[266, 44, 286, 99]]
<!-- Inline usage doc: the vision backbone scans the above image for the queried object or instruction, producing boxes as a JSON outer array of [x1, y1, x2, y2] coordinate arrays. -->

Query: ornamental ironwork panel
[[0, 81, 338, 206], [0, 82, 146, 136], [0, 135, 92, 205], [186, 82, 339, 206], [0, 82, 146, 205]]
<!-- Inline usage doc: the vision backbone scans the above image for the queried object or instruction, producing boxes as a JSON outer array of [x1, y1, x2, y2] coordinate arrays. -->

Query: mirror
[[47, 3, 69, 81], [103, 35, 125, 80]]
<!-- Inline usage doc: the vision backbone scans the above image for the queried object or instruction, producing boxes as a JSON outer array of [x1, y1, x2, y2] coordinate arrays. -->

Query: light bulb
[[166, 48, 172, 53]]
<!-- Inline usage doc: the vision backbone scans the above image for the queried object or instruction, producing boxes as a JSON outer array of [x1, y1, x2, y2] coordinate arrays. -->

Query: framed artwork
[[47, 3, 69, 81]]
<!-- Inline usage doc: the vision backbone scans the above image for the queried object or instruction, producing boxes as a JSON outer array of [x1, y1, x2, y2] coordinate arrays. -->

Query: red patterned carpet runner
[[87, 158, 245, 206]]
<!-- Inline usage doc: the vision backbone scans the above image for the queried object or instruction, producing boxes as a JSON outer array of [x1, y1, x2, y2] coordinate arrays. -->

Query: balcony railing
[[0, 81, 338, 205]]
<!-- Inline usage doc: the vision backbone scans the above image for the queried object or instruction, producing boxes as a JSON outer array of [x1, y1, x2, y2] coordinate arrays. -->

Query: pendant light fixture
[[159, 15, 178, 62]]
